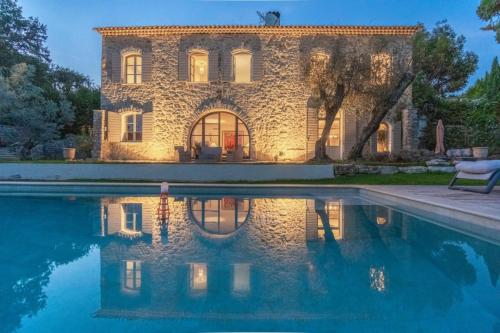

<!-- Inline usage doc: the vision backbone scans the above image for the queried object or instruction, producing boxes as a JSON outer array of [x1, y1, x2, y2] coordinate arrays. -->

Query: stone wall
[[97, 33, 414, 161]]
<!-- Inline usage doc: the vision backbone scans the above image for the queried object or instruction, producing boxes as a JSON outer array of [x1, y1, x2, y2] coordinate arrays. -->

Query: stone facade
[[94, 25, 419, 161]]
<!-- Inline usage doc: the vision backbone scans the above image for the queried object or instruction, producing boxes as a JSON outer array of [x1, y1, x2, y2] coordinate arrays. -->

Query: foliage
[[421, 57, 499, 150], [0, 63, 74, 157], [477, 0, 500, 43], [413, 22, 478, 117], [0, 0, 99, 158]]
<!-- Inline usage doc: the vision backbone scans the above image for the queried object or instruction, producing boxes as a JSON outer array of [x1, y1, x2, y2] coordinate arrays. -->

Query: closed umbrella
[[435, 119, 446, 155]]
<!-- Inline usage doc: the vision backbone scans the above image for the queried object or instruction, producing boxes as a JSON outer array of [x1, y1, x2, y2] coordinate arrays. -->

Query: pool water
[[0, 188, 499, 333]]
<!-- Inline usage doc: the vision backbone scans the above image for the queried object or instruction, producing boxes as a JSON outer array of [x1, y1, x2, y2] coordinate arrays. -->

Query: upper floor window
[[371, 53, 391, 85], [124, 54, 142, 84], [232, 50, 252, 83], [311, 52, 329, 71], [189, 51, 208, 82], [123, 113, 142, 142]]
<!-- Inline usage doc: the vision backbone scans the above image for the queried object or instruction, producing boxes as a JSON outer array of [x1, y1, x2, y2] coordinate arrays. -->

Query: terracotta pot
[[472, 147, 488, 160], [63, 148, 76, 160]]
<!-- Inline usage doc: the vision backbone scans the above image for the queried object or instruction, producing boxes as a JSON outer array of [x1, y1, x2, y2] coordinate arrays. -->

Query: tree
[[0, 63, 74, 158], [413, 22, 478, 119], [304, 37, 414, 161], [0, 0, 50, 65], [347, 72, 415, 159], [477, 0, 500, 43]]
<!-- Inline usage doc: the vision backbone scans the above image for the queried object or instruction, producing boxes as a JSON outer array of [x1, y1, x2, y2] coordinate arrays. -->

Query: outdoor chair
[[199, 147, 222, 161], [174, 146, 191, 162], [227, 146, 244, 162], [448, 160, 500, 194]]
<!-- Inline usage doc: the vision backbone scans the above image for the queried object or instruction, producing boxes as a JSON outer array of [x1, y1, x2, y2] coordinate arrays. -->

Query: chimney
[[257, 11, 281, 26]]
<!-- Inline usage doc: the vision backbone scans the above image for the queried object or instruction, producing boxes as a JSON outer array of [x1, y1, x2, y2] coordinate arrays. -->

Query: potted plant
[[63, 146, 76, 160], [472, 147, 489, 160]]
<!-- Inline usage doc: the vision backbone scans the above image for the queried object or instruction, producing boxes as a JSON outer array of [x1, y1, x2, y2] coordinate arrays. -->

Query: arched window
[[189, 51, 208, 82], [189, 197, 250, 235], [123, 113, 142, 142], [376, 122, 390, 153], [371, 52, 391, 85], [190, 111, 250, 160], [232, 50, 252, 83], [124, 53, 142, 84]]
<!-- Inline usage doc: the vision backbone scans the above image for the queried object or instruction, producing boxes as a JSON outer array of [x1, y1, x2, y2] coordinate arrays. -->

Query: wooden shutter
[[106, 204, 122, 234], [107, 112, 122, 142], [178, 49, 188, 81], [142, 112, 154, 141], [252, 50, 263, 81], [208, 50, 219, 82], [306, 107, 318, 160], [142, 203, 154, 234], [111, 50, 122, 83], [222, 49, 232, 81], [142, 50, 153, 82]]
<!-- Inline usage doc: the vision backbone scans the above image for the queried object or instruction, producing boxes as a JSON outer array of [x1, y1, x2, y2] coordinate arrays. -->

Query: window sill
[[186, 81, 209, 85], [230, 81, 254, 85], [120, 83, 144, 86]]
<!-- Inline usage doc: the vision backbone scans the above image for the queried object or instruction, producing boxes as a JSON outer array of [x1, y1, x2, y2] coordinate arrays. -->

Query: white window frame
[[188, 49, 209, 83], [122, 112, 143, 142], [231, 49, 253, 83]]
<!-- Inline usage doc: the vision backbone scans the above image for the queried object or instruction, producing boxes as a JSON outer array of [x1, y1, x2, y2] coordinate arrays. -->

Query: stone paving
[[362, 185, 500, 222]]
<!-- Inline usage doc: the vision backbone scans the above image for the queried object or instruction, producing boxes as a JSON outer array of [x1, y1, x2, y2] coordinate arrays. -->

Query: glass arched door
[[190, 112, 250, 160]]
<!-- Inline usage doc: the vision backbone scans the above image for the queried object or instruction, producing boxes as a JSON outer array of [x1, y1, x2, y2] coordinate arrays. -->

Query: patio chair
[[448, 160, 500, 194], [174, 146, 191, 162], [199, 147, 222, 161]]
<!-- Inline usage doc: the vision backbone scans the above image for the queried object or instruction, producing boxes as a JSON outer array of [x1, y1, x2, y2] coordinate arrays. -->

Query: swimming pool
[[1, 186, 498, 332]]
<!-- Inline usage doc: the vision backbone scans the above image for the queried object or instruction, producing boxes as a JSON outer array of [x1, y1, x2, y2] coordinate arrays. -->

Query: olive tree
[[304, 36, 415, 161]]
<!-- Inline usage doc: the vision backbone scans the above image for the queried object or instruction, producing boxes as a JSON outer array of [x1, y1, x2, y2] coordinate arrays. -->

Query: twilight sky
[[19, 0, 499, 88]]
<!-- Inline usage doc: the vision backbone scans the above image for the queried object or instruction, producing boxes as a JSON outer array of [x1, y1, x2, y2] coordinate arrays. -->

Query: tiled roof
[[94, 25, 420, 36]]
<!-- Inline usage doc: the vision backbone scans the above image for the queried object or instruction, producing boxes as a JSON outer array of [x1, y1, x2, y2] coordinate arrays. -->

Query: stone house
[[93, 24, 419, 161]]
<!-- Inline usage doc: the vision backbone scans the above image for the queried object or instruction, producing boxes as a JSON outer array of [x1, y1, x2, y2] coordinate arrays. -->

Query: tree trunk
[[314, 83, 346, 161], [348, 72, 415, 160]]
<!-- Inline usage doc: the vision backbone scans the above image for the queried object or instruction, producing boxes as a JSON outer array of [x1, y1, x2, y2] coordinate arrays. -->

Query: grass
[[8, 172, 487, 186]]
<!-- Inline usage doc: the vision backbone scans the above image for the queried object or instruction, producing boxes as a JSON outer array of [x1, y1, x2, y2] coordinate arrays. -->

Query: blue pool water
[[0, 187, 499, 333]]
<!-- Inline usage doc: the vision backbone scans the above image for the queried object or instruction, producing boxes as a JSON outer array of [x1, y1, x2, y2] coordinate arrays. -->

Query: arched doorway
[[188, 197, 251, 236], [190, 111, 250, 160], [376, 122, 390, 153]]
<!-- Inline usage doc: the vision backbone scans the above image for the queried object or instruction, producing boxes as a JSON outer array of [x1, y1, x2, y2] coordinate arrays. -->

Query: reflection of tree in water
[[0, 197, 97, 333]]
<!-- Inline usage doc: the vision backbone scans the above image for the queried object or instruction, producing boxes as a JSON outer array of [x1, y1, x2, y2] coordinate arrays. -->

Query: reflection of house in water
[[188, 197, 250, 235], [95, 195, 498, 326]]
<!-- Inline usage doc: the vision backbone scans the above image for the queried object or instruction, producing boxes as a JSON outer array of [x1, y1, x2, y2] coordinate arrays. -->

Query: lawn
[[49, 172, 486, 186]]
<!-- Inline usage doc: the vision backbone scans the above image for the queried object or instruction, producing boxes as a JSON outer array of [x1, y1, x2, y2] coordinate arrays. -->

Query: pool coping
[[0, 181, 498, 224]]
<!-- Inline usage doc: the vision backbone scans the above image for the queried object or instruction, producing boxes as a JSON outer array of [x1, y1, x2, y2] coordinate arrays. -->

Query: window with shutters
[[123, 113, 143, 142], [122, 52, 142, 84], [189, 51, 209, 82], [232, 50, 252, 83], [317, 107, 341, 147]]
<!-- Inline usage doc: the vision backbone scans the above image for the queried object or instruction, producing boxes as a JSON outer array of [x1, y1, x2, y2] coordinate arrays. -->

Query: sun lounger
[[448, 160, 500, 194]]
